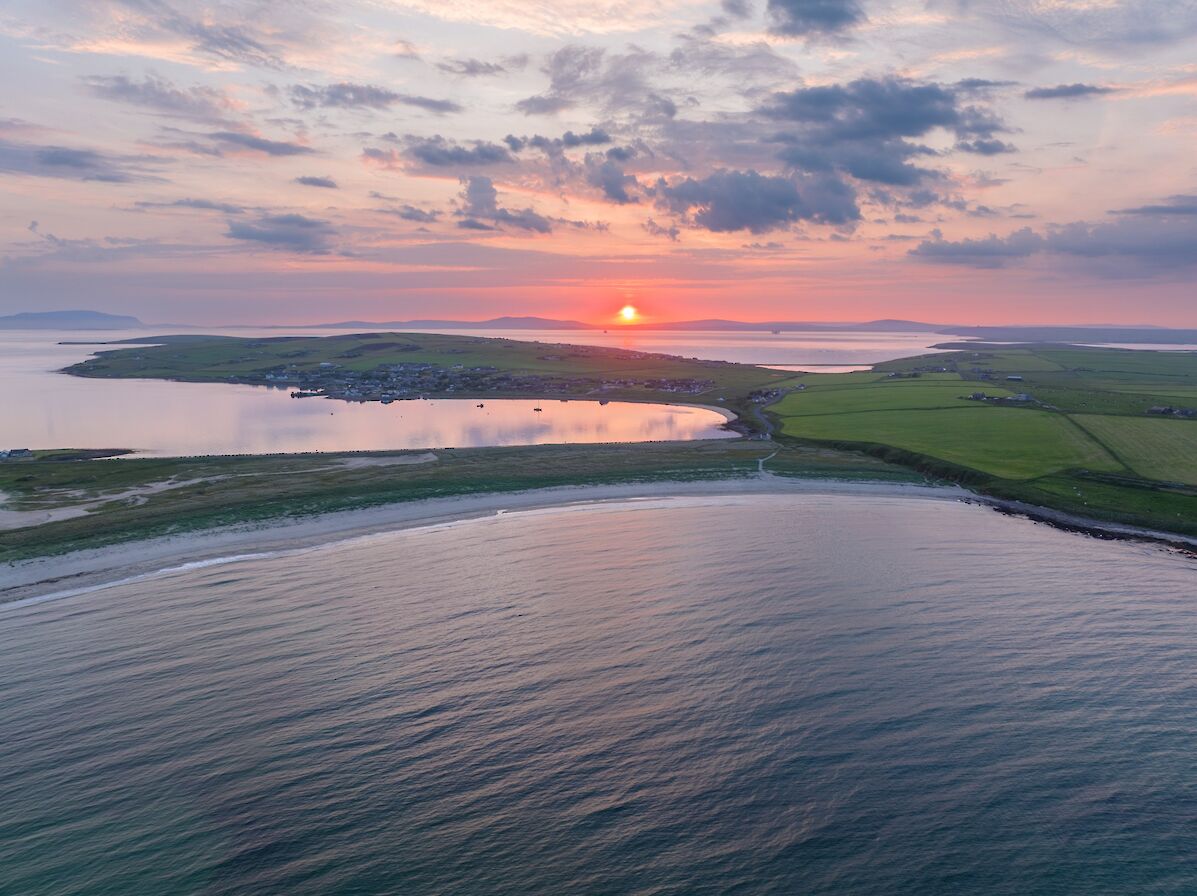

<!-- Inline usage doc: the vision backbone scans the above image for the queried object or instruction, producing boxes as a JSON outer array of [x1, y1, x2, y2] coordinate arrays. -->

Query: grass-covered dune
[[0, 441, 915, 562], [770, 345, 1197, 539]]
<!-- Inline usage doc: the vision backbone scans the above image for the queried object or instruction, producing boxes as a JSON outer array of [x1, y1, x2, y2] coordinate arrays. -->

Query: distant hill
[[314, 316, 594, 330], [0, 310, 143, 330], [941, 326, 1197, 345], [311, 316, 945, 333]]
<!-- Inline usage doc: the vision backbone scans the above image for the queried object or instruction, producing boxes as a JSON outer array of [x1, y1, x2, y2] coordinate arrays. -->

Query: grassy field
[[1072, 415, 1197, 485], [781, 407, 1121, 479], [773, 381, 1015, 417], [768, 344, 1197, 537]]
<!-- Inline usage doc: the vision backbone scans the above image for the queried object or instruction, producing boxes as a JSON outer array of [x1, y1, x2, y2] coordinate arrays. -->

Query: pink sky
[[1, 1, 1195, 326]]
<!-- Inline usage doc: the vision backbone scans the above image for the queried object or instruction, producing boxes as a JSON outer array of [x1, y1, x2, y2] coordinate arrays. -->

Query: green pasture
[[779, 407, 1122, 479], [1072, 415, 1197, 485]]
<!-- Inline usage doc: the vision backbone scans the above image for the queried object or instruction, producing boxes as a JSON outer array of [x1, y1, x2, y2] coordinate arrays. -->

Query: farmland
[[770, 344, 1197, 538]]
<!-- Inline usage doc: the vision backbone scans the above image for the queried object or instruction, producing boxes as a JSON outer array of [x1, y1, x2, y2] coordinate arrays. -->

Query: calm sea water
[[0, 330, 737, 456], [2, 495, 1195, 894]]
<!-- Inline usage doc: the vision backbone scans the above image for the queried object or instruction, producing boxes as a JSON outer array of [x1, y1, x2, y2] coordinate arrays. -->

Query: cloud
[[911, 210, 1197, 271], [586, 157, 639, 203], [0, 138, 163, 183], [437, 58, 508, 76], [643, 218, 680, 241], [225, 213, 335, 253], [1112, 195, 1197, 216], [956, 138, 1017, 155], [379, 205, 441, 223], [936, 0, 1197, 49], [459, 176, 553, 233], [290, 83, 462, 114], [515, 45, 662, 119], [295, 175, 338, 188], [405, 136, 514, 167], [135, 198, 245, 213], [1024, 83, 1116, 100], [766, 0, 865, 37], [655, 169, 859, 232], [762, 76, 1012, 185], [209, 131, 314, 156], [909, 226, 1043, 267], [506, 127, 612, 153], [83, 74, 234, 121]]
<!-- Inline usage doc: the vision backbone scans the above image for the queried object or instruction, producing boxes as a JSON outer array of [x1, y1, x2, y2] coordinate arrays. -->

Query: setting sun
[[619, 304, 639, 323]]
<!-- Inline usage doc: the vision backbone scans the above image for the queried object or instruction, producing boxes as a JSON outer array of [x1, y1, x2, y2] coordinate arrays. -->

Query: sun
[[618, 304, 639, 323]]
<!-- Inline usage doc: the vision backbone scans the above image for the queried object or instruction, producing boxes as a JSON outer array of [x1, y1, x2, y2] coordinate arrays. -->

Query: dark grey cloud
[[909, 226, 1042, 267], [586, 158, 639, 203], [505, 127, 612, 154], [955, 78, 1018, 91], [379, 205, 441, 223], [762, 76, 1012, 186], [655, 169, 859, 233], [1112, 195, 1197, 216], [1024, 83, 1115, 100], [722, 0, 753, 17], [956, 138, 1017, 155], [766, 0, 865, 37], [406, 136, 514, 167], [911, 211, 1197, 271], [0, 138, 163, 183], [135, 197, 245, 213], [294, 175, 337, 188], [458, 219, 498, 231], [290, 83, 462, 114], [209, 131, 314, 156], [459, 176, 553, 233], [225, 213, 335, 253], [83, 74, 232, 121]]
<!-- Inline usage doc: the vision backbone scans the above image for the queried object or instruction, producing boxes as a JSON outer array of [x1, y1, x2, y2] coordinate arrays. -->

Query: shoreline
[[3, 475, 1194, 607], [1, 478, 963, 605]]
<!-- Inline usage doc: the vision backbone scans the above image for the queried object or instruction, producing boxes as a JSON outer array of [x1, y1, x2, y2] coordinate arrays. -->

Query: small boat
[[533, 406, 543, 412], [476, 403, 485, 408]]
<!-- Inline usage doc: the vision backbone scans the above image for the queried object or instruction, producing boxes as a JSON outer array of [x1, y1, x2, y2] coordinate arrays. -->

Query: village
[[231, 360, 718, 404]]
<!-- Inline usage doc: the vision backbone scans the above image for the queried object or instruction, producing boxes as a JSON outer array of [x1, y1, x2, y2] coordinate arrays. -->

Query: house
[[1010, 393, 1032, 402], [1006, 375, 1024, 382], [2, 448, 32, 460]]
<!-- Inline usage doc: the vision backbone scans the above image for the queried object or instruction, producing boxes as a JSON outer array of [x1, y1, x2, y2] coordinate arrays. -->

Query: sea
[[2, 495, 1195, 894], [0, 327, 948, 456]]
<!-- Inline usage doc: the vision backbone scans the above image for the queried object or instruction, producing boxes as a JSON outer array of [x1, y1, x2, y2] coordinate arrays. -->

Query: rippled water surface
[[2, 495, 1196, 894]]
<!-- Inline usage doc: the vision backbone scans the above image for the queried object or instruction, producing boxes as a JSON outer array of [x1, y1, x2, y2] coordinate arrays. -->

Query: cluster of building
[[0, 448, 33, 461], [233, 361, 715, 404], [1147, 405, 1197, 418]]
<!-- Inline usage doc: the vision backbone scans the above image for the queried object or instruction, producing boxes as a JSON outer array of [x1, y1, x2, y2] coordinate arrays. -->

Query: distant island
[[0, 310, 143, 330]]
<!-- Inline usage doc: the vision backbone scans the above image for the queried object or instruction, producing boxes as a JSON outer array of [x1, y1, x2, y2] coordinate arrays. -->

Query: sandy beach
[[4, 475, 1194, 607], [1, 478, 974, 605]]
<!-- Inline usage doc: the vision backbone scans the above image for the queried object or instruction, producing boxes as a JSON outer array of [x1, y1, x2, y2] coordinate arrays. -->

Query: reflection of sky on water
[[1, 332, 734, 457]]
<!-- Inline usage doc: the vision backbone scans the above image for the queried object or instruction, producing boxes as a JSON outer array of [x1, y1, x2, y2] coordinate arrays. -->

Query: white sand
[[0, 477, 971, 603]]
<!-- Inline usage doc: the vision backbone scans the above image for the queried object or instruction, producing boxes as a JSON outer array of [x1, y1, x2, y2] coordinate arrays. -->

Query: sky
[[0, 0, 1195, 326]]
